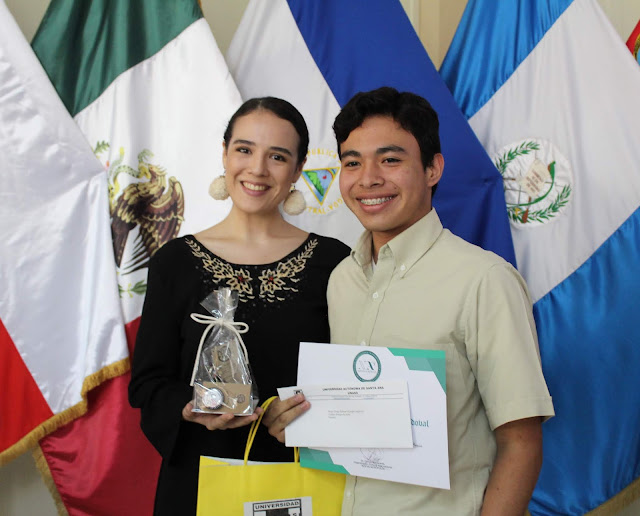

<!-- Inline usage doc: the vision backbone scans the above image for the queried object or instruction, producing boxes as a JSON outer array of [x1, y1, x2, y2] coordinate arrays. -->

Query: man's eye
[[343, 161, 359, 168], [383, 157, 400, 163]]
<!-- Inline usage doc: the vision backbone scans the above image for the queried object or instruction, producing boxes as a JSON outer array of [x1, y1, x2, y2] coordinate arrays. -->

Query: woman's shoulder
[[308, 233, 351, 263], [149, 235, 197, 268]]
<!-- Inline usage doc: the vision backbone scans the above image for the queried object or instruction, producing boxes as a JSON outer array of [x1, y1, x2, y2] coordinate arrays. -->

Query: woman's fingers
[[181, 402, 264, 431]]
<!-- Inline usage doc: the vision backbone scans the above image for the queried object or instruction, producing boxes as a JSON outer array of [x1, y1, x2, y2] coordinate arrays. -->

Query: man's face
[[339, 115, 442, 248]]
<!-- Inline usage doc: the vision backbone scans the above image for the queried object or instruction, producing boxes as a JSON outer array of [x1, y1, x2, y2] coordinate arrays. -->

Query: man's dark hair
[[333, 86, 441, 196], [224, 97, 309, 165]]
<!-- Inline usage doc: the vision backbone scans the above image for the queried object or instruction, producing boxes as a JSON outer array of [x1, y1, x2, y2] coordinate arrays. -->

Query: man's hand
[[181, 402, 263, 431], [481, 416, 543, 516], [261, 393, 310, 443]]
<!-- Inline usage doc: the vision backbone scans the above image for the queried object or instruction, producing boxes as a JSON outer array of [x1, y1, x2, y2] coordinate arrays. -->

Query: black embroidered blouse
[[129, 233, 349, 515]]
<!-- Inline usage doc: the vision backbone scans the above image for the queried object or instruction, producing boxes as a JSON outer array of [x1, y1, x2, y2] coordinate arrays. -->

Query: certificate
[[296, 342, 450, 489], [278, 381, 413, 448]]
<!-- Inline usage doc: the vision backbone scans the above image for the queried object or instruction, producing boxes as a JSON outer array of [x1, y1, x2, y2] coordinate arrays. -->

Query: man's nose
[[359, 162, 383, 187]]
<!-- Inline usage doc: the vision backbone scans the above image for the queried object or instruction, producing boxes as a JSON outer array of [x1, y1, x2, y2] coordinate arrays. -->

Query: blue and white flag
[[441, 0, 640, 513], [226, 0, 515, 264]]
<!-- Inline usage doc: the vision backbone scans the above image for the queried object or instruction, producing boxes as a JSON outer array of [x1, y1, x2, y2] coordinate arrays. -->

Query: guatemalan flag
[[440, 0, 640, 514], [226, 0, 516, 265]]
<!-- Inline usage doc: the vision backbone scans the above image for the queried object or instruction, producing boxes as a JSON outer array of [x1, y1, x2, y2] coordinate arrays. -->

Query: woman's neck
[[194, 206, 308, 264], [219, 206, 295, 242]]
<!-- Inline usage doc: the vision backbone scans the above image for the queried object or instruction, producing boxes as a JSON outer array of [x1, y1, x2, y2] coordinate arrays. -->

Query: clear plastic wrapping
[[190, 288, 258, 415]]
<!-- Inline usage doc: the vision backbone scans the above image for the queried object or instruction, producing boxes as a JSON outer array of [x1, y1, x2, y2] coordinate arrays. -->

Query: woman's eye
[[236, 147, 250, 154], [271, 154, 286, 162]]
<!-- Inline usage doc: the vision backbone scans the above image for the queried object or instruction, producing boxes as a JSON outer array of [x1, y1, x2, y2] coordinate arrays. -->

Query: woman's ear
[[293, 157, 306, 182], [222, 141, 228, 170]]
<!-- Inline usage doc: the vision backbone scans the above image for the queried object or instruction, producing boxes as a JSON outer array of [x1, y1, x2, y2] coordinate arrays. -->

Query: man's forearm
[[480, 417, 543, 516]]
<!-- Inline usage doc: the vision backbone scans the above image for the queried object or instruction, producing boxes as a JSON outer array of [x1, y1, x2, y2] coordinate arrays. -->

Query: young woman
[[128, 97, 349, 515]]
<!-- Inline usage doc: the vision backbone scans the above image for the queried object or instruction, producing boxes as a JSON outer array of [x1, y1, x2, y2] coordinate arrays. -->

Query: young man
[[327, 87, 555, 515]]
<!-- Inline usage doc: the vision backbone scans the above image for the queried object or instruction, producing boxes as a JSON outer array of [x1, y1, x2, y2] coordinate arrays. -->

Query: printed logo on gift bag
[[244, 496, 312, 515]]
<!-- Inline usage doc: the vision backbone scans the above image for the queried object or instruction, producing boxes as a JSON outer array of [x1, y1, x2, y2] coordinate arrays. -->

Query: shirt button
[[345, 491, 352, 498], [372, 292, 379, 299], [360, 340, 366, 346], [400, 264, 406, 271]]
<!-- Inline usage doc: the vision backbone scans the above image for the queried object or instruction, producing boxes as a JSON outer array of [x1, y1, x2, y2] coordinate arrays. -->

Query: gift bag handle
[[244, 396, 299, 465]]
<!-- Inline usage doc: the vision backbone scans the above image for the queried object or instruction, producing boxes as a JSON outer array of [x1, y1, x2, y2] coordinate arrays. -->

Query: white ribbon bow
[[189, 312, 250, 387]]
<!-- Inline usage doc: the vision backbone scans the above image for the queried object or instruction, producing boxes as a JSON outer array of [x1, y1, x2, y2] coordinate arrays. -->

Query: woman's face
[[223, 109, 304, 216]]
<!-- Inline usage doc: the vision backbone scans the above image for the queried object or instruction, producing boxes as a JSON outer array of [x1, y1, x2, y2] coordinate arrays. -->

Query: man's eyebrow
[[340, 149, 361, 159], [376, 145, 406, 155]]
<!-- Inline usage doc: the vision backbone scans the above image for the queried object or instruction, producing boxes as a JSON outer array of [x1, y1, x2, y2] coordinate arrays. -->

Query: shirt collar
[[350, 208, 444, 278]]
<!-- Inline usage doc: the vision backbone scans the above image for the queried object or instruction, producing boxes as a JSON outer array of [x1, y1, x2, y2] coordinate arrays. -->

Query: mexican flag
[[31, 0, 241, 513]]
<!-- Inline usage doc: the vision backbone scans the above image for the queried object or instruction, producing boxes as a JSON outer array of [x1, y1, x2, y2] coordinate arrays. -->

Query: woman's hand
[[181, 402, 263, 431], [261, 393, 310, 443]]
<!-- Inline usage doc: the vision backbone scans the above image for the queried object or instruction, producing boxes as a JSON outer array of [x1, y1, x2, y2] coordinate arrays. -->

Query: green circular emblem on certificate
[[353, 350, 381, 382]]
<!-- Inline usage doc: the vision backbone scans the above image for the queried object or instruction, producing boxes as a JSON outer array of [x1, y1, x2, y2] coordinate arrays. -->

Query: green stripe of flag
[[32, 0, 202, 116]]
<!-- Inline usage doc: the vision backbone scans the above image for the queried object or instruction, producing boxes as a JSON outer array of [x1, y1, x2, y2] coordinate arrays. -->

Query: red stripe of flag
[[39, 316, 161, 516], [627, 20, 640, 60], [0, 317, 53, 456]]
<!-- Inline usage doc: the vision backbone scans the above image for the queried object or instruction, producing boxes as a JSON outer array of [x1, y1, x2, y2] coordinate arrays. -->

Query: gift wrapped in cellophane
[[190, 287, 258, 415]]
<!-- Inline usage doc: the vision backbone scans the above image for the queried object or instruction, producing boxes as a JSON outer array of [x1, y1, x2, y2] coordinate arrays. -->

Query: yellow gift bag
[[197, 396, 346, 515]]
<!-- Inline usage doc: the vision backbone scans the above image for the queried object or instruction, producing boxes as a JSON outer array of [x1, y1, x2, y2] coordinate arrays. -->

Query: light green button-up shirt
[[327, 209, 554, 516]]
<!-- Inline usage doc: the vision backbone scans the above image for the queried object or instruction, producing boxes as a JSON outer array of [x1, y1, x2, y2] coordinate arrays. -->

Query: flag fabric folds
[[0, 0, 127, 465], [226, 0, 516, 265], [440, 0, 640, 514], [627, 20, 640, 64], [31, 0, 242, 513]]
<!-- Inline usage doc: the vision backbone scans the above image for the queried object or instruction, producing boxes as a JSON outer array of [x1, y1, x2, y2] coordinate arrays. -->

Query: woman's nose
[[248, 154, 268, 176]]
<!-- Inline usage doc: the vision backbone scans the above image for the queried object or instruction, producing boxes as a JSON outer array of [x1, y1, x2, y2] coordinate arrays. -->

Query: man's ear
[[426, 153, 444, 187]]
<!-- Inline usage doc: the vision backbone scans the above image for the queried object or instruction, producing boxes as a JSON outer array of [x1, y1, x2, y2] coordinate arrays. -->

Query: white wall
[[3, 1, 640, 515]]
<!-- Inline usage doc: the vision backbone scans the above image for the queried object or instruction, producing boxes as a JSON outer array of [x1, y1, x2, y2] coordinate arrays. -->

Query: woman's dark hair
[[333, 87, 441, 196], [223, 97, 309, 165]]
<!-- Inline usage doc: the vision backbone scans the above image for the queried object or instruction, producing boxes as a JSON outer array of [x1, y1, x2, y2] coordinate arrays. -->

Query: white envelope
[[278, 381, 413, 448], [295, 342, 450, 489]]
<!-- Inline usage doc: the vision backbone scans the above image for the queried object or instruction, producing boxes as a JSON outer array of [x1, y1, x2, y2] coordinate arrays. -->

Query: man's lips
[[358, 195, 395, 206]]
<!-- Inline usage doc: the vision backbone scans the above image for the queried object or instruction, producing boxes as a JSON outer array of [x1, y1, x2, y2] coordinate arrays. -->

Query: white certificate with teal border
[[296, 342, 449, 489]]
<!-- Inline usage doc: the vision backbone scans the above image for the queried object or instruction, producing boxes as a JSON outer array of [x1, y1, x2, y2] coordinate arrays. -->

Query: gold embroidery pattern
[[186, 239, 255, 300], [258, 239, 318, 302], [186, 237, 317, 303]]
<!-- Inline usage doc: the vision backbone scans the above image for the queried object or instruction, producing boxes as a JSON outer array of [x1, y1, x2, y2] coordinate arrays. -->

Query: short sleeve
[[465, 263, 555, 430]]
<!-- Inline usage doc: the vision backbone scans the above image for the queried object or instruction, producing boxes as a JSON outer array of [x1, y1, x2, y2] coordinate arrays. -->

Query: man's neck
[[370, 207, 433, 262]]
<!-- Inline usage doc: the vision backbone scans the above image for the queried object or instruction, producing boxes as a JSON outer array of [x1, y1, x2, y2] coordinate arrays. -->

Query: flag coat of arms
[[30, 0, 242, 513], [0, 0, 127, 471], [441, 0, 640, 513], [227, 0, 516, 265]]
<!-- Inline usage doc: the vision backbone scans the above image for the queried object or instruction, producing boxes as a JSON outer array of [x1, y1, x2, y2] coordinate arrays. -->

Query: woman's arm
[[128, 250, 194, 458]]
